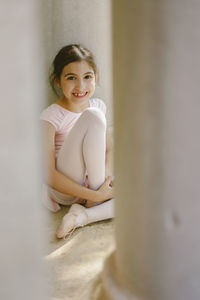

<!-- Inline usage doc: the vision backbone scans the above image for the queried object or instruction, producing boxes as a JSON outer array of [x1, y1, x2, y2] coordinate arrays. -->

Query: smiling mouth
[[72, 92, 88, 98]]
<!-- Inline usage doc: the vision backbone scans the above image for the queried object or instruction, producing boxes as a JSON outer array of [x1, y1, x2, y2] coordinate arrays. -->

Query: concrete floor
[[44, 205, 115, 300]]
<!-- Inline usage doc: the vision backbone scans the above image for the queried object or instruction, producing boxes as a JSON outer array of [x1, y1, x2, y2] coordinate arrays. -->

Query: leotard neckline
[[54, 99, 91, 115]]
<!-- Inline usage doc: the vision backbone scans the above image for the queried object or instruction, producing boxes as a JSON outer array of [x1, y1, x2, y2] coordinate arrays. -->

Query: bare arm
[[40, 120, 113, 202]]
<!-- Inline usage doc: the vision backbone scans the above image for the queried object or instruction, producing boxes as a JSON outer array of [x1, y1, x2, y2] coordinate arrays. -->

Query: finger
[[106, 176, 112, 183]]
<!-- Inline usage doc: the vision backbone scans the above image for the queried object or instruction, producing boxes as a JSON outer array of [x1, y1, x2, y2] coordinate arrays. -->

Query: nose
[[75, 78, 85, 90]]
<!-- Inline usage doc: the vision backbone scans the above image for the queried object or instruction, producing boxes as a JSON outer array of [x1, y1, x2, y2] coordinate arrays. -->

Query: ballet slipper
[[56, 203, 88, 239]]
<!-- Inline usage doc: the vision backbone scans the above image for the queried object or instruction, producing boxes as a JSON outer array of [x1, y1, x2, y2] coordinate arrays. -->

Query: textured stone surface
[[101, 0, 200, 299], [0, 1, 47, 299]]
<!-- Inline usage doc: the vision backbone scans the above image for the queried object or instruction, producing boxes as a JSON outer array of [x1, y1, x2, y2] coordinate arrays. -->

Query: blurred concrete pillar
[[0, 1, 47, 299], [98, 1, 200, 299]]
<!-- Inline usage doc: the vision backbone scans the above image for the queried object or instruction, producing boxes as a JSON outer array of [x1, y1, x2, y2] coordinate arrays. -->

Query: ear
[[54, 75, 61, 88]]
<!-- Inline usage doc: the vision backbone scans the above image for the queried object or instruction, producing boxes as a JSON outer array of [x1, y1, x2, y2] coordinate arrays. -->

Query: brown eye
[[85, 75, 93, 79], [67, 76, 75, 80]]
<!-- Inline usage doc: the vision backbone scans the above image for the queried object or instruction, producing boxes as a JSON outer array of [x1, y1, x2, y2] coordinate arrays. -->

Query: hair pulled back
[[50, 44, 98, 95]]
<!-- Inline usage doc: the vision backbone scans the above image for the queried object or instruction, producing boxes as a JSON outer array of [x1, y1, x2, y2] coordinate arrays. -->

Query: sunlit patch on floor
[[44, 207, 115, 300]]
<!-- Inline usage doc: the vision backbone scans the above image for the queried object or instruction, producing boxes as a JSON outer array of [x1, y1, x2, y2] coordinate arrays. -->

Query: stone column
[[99, 1, 200, 299], [0, 1, 47, 299]]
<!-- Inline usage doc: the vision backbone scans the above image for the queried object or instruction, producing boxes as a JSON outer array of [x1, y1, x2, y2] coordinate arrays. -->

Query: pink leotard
[[40, 98, 106, 159]]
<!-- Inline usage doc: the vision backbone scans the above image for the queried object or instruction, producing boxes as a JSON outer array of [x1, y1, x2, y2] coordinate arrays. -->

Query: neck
[[58, 96, 90, 113]]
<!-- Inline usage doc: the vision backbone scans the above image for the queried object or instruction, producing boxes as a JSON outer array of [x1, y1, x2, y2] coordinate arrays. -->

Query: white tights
[[43, 107, 114, 228]]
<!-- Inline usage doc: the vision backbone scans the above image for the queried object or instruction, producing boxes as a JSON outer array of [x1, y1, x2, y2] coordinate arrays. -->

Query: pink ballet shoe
[[56, 204, 88, 239]]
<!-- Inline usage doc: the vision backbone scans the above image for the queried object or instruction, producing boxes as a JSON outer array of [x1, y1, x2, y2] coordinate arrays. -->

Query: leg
[[56, 108, 115, 238], [46, 107, 106, 208], [56, 199, 115, 239], [41, 184, 61, 212], [56, 107, 106, 188]]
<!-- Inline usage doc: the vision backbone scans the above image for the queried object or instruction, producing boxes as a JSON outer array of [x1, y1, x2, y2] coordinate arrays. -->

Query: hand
[[96, 176, 114, 202], [107, 175, 114, 187]]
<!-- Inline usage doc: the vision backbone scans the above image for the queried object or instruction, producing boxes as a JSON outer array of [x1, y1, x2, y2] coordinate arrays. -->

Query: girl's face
[[57, 60, 96, 104]]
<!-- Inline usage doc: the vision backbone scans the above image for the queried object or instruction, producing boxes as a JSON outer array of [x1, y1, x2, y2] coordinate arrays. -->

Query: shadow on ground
[[43, 205, 115, 300]]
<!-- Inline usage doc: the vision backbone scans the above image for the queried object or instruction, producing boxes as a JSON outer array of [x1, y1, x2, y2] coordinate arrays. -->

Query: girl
[[40, 44, 114, 239]]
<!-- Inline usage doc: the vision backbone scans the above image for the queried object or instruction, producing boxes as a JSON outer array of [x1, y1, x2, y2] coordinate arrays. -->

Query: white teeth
[[73, 92, 87, 97]]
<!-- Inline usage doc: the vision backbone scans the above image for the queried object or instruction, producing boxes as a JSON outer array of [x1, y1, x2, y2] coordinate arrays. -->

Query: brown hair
[[49, 44, 98, 95]]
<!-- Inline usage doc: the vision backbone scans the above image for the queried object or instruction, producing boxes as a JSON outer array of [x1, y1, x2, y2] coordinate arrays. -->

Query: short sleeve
[[89, 98, 107, 115], [40, 104, 64, 131]]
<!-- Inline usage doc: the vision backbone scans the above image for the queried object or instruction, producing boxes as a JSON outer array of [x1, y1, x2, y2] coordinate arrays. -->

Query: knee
[[83, 107, 106, 128]]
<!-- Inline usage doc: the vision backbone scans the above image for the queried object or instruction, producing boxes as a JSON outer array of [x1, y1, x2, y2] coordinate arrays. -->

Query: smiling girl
[[40, 45, 114, 239]]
